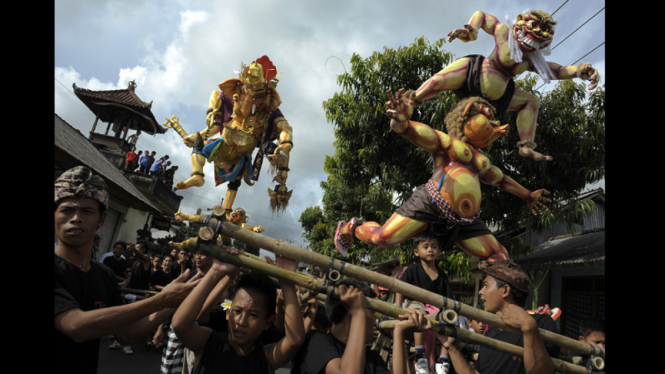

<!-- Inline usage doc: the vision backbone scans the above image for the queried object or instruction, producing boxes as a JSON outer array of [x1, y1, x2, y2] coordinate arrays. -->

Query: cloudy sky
[[55, 0, 605, 255]]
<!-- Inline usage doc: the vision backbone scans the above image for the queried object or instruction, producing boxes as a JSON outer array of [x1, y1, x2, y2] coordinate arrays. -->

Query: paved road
[[97, 336, 291, 374]]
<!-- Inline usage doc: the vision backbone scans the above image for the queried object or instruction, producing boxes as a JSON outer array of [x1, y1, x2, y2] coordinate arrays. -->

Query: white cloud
[[179, 10, 209, 39]]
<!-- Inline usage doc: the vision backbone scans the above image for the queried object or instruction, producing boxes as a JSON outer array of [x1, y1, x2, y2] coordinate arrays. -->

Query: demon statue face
[[512, 9, 557, 53], [268, 184, 292, 213]]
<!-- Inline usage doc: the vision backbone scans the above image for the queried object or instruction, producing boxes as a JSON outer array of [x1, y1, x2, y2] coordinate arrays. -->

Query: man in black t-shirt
[[436, 260, 559, 374], [54, 166, 200, 373], [103, 241, 129, 283], [126, 242, 151, 290]]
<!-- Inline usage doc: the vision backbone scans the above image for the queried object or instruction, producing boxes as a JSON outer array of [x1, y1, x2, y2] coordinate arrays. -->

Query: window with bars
[[560, 275, 605, 339]]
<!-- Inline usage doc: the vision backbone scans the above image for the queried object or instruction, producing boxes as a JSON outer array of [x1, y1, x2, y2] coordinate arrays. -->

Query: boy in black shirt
[[394, 233, 452, 374]]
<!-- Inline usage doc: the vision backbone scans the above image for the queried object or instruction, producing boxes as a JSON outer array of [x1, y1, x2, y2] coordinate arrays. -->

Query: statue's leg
[[168, 237, 195, 251], [455, 234, 509, 261], [223, 180, 241, 219], [356, 213, 429, 247], [413, 57, 470, 102], [335, 213, 428, 256], [507, 88, 552, 161], [175, 153, 206, 190]]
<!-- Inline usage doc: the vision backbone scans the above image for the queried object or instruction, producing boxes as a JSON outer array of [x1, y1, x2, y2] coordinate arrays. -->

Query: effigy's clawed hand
[[385, 88, 414, 123], [447, 24, 476, 43], [527, 189, 550, 215], [578, 63, 600, 90]]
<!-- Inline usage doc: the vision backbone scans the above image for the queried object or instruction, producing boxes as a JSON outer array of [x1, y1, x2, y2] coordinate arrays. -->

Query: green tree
[[301, 37, 604, 283]]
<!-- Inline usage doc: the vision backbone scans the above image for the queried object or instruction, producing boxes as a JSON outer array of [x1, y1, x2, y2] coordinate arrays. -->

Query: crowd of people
[[122, 146, 179, 189], [54, 166, 605, 374]]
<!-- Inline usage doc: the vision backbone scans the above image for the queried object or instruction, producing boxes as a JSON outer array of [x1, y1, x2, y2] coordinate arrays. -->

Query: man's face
[[580, 331, 605, 350], [226, 288, 271, 348], [112, 244, 125, 257], [414, 238, 441, 263], [194, 251, 213, 271], [162, 256, 174, 271], [479, 275, 505, 313], [179, 250, 188, 261], [152, 256, 162, 269], [55, 198, 106, 249]]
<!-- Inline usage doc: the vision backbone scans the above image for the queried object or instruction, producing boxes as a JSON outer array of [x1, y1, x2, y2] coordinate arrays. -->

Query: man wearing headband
[[436, 260, 559, 374], [54, 165, 201, 373]]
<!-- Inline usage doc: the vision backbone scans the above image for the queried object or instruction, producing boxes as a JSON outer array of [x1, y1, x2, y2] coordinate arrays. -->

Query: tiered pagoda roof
[[72, 80, 165, 135]]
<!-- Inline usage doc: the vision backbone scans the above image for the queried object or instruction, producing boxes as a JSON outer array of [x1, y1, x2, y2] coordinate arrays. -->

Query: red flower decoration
[[254, 55, 278, 82]]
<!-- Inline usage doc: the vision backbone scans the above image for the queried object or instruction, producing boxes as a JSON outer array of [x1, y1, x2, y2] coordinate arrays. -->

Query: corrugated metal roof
[[55, 113, 161, 213], [515, 229, 605, 270]]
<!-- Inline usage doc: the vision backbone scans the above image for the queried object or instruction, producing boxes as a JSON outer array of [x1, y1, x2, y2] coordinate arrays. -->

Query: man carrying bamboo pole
[[436, 260, 559, 374], [172, 252, 306, 373], [54, 166, 201, 373], [292, 277, 432, 374]]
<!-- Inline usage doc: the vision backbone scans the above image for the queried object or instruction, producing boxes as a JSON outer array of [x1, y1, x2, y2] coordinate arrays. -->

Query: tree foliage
[[300, 37, 605, 283]]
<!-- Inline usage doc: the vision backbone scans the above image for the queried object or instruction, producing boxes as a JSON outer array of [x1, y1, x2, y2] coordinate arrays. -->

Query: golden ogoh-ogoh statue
[[163, 55, 294, 219]]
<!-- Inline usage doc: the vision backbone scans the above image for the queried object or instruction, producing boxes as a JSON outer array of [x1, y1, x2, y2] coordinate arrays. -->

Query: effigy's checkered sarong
[[426, 179, 479, 225]]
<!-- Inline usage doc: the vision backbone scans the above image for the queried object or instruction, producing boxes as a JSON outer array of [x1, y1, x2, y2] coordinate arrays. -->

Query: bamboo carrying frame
[[177, 221, 605, 374]]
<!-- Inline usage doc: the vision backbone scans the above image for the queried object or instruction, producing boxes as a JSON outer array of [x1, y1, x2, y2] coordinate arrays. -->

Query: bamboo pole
[[376, 320, 600, 374], [181, 239, 599, 374], [218, 222, 605, 359], [308, 287, 602, 374]]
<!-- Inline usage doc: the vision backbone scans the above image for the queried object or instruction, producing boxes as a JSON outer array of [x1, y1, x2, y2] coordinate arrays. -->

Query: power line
[[571, 41, 605, 66], [551, 7, 604, 51], [551, 0, 569, 16], [55, 77, 75, 95]]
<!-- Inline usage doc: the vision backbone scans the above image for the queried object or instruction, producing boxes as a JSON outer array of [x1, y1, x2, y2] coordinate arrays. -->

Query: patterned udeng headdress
[[478, 260, 531, 293], [54, 166, 109, 209]]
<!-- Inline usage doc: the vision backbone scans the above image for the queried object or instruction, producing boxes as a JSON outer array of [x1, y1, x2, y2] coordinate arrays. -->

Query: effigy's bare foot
[[174, 212, 189, 223], [174, 175, 205, 190], [518, 145, 553, 162], [168, 240, 185, 250], [486, 251, 510, 262]]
